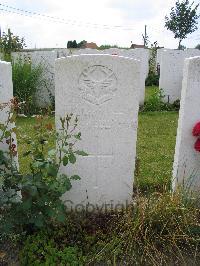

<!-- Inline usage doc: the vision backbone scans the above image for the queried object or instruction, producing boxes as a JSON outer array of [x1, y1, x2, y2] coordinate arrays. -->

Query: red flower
[[192, 122, 200, 136], [194, 139, 200, 152]]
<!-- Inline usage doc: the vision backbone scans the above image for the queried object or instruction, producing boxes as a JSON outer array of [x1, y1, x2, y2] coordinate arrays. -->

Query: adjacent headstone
[[56, 48, 72, 58], [156, 48, 169, 67], [55, 54, 141, 210], [173, 56, 200, 190], [73, 48, 101, 55], [126, 49, 149, 105], [159, 49, 184, 103], [0, 60, 18, 168], [159, 49, 200, 103]]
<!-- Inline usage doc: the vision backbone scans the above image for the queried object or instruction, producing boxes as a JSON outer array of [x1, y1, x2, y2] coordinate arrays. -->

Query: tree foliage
[[0, 28, 26, 60], [67, 40, 87, 48], [165, 0, 200, 49]]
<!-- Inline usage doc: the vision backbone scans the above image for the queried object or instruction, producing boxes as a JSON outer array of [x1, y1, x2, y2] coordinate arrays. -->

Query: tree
[[165, 0, 199, 49], [67, 40, 78, 48], [0, 28, 26, 60], [77, 40, 87, 48]]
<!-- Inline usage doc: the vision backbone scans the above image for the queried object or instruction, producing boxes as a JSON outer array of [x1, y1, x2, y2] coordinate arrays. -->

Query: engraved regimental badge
[[79, 65, 117, 105]]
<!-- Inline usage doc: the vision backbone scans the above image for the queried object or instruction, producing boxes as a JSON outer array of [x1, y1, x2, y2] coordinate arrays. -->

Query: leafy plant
[[0, 28, 26, 61], [141, 88, 180, 112], [0, 104, 87, 234], [145, 72, 159, 86], [12, 58, 46, 115], [19, 232, 84, 265], [146, 42, 160, 86], [165, 0, 200, 49]]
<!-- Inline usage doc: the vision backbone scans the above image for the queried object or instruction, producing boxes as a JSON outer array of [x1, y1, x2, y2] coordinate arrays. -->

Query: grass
[[16, 116, 55, 174], [16, 86, 179, 191], [136, 111, 178, 191], [145, 85, 159, 101]]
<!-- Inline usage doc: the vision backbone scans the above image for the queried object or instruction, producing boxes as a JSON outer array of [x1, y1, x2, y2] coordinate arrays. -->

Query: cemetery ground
[[1, 87, 200, 265]]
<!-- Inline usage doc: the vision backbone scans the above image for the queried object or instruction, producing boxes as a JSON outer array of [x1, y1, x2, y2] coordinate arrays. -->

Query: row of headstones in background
[[173, 56, 200, 191], [55, 54, 141, 209], [12, 48, 150, 107], [157, 48, 200, 103], [0, 60, 18, 168]]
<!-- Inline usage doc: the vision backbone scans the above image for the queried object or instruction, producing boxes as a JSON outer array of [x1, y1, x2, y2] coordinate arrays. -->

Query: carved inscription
[[79, 65, 117, 105]]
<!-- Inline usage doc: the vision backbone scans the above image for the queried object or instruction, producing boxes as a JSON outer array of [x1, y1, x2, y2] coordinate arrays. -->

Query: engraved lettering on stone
[[79, 65, 117, 105]]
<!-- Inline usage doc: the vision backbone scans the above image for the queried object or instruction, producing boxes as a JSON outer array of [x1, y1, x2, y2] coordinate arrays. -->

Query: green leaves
[[1, 113, 88, 234], [165, 0, 200, 48], [69, 153, 76, 164], [23, 150, 31, 157], [46, 164, 58, 177], [74, 132, 81, 140], [70, 175, 81, 181], [75, 150, 88, 156], [63, 156, 69, 166]]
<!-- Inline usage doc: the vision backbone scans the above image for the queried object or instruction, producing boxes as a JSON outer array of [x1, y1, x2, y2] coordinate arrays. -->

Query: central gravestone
[[55, 54, 140, 210]]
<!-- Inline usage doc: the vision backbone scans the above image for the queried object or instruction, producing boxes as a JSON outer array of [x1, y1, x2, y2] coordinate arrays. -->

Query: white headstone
[[173, 56, 200, 190], [159, 49, 184, 103], [126, 49, 149, 105], [55, 48, 72, 58], [55, 54, 141, 210], [102, 48, 149, 105], [159, 49, 200, 103], [74, 48, 149, 105], [156, 48, 169, 67], [0, 60, 18, 168], [73, 48, 101, 55]]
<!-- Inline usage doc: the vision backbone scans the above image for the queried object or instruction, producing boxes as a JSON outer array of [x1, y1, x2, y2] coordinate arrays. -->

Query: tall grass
[[89, 189, 200, 265], [12, 58, 45, 115]]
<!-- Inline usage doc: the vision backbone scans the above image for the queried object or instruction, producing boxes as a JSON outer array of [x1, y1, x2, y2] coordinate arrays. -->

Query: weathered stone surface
[[101, 48, 149, 105], [72, 48, 149, 105], [173, 56, 200, 190], [159, 49, 184, 103], [0, 60, 18, 168], [55, 54, 141, 210]]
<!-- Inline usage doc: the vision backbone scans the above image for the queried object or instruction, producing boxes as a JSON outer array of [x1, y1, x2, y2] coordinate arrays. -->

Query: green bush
[[0, 104, 87, 234], [141, 88, 180, 112], [145, 72, 159, 86], [12, 58, 45, 115], [20, 232, 84, 265]]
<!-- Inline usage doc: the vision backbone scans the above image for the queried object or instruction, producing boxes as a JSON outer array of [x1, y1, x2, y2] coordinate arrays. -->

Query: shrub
[[19, 232, 84, 265], [145, 72, 159, 86], [0, 103, 87, 234], [12, 58, 45, 115], [141, 88, 180, 112]]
